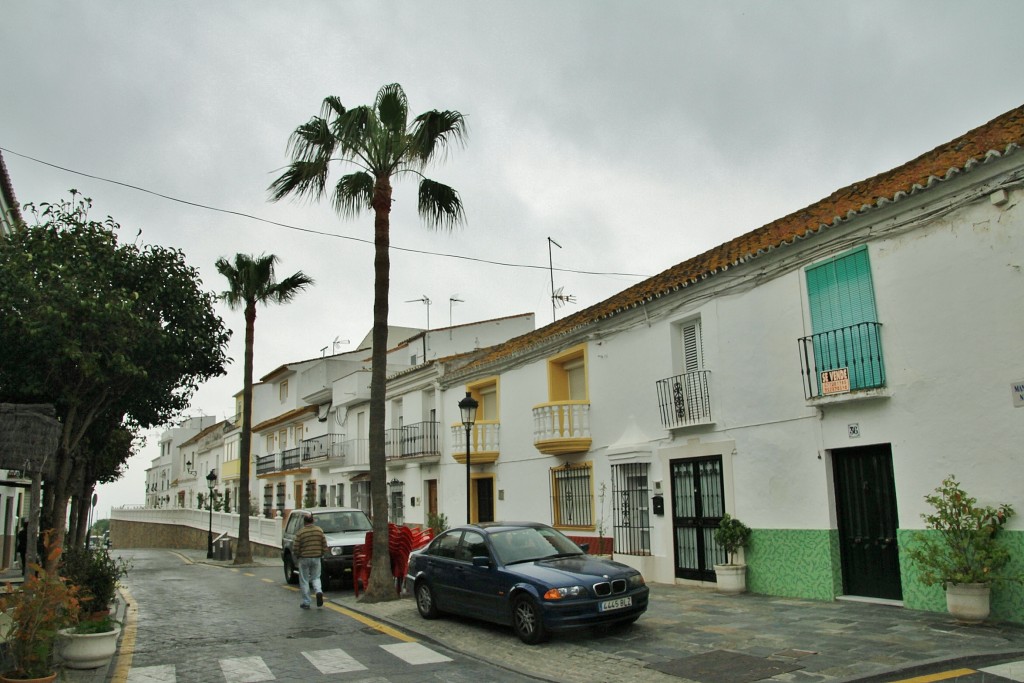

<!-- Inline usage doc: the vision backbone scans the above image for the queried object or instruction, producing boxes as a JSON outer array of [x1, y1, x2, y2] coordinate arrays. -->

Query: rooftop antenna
[[406, 295, 431, 331], [332, 337, 350, 354], [449, 295, 464, 339], [548, 237, 575, 321]]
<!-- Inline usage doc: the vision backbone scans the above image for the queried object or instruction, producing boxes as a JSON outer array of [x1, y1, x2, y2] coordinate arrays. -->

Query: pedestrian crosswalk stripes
[[302, 648, 368, 674], [220, 656, 274, 683], [125, 643, 452, 682]]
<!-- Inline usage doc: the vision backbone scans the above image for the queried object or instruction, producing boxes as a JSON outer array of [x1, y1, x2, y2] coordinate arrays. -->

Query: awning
[[350, 473, 371, 482]]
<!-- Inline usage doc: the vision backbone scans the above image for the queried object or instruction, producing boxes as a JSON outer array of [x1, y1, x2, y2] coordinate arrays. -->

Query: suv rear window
[[314, 511, 371, 534]]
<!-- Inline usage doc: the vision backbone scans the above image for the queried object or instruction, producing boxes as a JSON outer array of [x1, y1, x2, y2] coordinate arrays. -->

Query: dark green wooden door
[[832, 444, 902, 600]]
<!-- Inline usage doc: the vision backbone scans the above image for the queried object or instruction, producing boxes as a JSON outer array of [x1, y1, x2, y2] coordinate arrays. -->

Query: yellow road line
[[324, 601, 415, 642], [110, 586, 138, 683], [890, 669, 977, 683]]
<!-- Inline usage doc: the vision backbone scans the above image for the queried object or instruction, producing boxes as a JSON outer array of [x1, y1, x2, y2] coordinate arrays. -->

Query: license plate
[[599, 596, 632, 612]]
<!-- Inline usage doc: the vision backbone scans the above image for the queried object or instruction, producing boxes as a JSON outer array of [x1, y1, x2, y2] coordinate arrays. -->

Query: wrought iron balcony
[[302, 433, 345, 463], [255, 454, 277, 476], [384, 421, 440, 460], [280, 447, 301, 471], [655, 370, 713, 429], [798, 321, 886, 400], [450, 421, 500, 464], [532, 402, 591, 455]]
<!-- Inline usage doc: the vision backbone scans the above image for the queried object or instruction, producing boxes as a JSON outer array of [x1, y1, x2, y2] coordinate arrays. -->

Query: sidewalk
[[38, 551, 1024, 682]]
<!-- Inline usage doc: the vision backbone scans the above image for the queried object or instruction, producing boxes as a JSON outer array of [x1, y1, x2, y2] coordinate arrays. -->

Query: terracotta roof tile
[[465, 104, 1024, 371]]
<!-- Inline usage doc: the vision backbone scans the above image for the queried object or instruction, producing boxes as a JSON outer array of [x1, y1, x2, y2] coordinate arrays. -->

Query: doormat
[[649, 650, 802, 683]]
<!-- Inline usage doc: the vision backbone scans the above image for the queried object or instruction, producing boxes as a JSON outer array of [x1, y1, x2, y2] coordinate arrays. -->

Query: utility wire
[[0, 146, 652, 279]]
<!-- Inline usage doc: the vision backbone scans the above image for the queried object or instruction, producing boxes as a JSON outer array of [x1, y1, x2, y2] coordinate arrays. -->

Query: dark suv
[[281, 507, 372, 587]]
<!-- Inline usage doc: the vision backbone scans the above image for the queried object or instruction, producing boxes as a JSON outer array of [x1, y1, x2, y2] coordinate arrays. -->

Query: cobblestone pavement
[[35, 550, 1024, 683]]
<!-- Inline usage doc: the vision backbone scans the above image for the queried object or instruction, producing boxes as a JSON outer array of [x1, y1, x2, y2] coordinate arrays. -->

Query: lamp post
[[458, 391, 478, 524], [206, 469, 217, 558]]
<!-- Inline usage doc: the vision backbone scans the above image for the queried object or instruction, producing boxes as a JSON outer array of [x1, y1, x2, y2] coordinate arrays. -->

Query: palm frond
[[269, 270, 314, 304], [333, 106, 376, 157], [332, 172, 374, 218], [418, 179, 465, 231], [375, 83, 409, 135], [268, 160, 332, 202], [320, 95, 347, 121], [409, 110, 467, 164], [287, 117, 336, 163]]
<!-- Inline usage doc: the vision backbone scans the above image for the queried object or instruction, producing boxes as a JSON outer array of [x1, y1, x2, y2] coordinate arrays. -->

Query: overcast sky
[[3, 1, 1023, 519]]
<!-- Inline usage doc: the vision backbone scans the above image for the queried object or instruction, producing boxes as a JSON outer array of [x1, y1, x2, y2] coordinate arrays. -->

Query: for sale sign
[[821, 368, 850, 395]]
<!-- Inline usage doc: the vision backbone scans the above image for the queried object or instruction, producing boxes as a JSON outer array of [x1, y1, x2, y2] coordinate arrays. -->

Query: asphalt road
[[116, 548, 541, 682]]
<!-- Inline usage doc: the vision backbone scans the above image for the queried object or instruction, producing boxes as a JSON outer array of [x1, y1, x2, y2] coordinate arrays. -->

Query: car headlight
[[627, 574, 646, 589], [543, 585, 586, 600], [330, 546, 345, 556]]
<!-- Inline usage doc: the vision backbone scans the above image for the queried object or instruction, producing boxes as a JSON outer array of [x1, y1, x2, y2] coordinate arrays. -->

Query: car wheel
[[415, 581, 440, 619], [283, 555, 298, 585], [512, 595, 548, 644]]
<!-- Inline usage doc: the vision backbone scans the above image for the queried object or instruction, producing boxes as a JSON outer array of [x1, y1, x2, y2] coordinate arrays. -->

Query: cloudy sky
[[3, 1, 1023, 518]]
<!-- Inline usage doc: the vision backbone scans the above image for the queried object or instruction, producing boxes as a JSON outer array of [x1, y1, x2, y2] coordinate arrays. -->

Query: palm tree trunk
[[234, 304, 257, 564], [363, 175, 397, 602]]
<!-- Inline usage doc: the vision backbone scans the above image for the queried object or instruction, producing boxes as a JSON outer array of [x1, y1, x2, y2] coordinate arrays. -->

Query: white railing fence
[[111, 506, 283, 548]]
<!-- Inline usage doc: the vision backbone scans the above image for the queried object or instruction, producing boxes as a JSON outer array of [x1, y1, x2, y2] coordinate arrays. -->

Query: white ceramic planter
[[945, 582, 990, 623], [713, 563, 747, 594], [58, 625, 120, 669]]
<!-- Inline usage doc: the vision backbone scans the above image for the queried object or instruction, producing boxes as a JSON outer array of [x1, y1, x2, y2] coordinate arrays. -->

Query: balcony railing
[[798, 321, 885, 400], [655, 370, 713, 429], [385, 421, 440, 460], [302, 433, 345, 463], [532, 401, 591, 455], [281, 447, 301, 470], [339, 438, 369, 468], [449, 421, 500, 465], [255, 454, 277, 476]]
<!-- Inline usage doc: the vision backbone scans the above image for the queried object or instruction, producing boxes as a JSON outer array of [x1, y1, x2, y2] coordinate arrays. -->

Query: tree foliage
[[0, 191, 230, 562], [269, 84, 466, 602]]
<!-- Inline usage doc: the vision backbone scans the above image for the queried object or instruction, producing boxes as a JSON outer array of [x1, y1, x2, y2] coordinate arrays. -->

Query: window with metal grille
[[262, 485, 273, 518], [611, 462, 652, 555], [352, 480, 371, 516], [389, 482, 405, 525], [550, 462, 593, 528], [275, 483, 285, 514]]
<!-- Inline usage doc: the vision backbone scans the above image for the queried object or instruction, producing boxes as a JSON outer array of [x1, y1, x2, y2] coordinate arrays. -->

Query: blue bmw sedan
[[405, 521, 649, 643]]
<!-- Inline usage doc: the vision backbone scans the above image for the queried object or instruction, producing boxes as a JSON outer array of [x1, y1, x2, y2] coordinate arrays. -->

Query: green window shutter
[[805, 246, 883, 391]]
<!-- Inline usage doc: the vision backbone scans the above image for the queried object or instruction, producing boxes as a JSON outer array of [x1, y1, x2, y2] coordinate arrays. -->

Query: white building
[[434, 104, 1024, 622]]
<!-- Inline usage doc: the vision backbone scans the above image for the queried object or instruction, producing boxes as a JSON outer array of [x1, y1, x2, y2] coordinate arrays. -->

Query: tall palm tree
[[216, 253, 313, 564], [269, 83, 466, 602]]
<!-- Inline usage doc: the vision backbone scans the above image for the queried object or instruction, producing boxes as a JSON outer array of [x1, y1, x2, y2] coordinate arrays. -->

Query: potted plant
[[713, 513, 752, 594], [905, 474, 1016, 623], [57, 614, 121, 670], [0, 553, 80, 682], [59, 546, 129, 618]]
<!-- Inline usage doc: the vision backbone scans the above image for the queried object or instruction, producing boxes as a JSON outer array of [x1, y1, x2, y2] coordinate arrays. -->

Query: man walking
[[294, 514, 328, 609]]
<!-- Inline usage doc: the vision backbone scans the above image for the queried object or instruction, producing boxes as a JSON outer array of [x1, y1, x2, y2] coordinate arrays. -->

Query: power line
[[0, 145, 653, 280]]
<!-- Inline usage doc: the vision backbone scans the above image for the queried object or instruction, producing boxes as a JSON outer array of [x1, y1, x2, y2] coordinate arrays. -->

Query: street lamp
[[206, 469, 217, 558], [458, 391, 478, 524]]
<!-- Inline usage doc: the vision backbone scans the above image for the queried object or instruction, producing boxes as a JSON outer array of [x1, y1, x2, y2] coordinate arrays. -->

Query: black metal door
[[832, 444, 902, 600], [474, 477, 494, 523], [670, 456, 726, 581]]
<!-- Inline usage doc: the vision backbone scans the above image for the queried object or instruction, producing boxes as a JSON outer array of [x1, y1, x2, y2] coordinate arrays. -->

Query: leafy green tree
[[215, 253, 313, 564], [0, 192, 230, 568], [269, 83, 466, 602]]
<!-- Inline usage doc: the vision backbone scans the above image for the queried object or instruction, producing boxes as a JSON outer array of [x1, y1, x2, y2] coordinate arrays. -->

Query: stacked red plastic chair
[[388, 524, 414, 595], [352, 530, 372, 597]]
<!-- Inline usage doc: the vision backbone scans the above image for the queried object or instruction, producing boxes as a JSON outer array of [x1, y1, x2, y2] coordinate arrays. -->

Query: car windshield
[[314, 511, 371, 534], [489, 527, 584, 565]]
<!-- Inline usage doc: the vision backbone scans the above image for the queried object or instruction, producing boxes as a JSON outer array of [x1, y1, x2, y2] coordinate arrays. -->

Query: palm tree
[[216, 253, 314, 564], [269, 83, 466, 602]]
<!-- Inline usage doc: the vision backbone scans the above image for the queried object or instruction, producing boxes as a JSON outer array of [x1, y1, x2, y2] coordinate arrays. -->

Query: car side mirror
[[472, 555, 492, 568], [579, 543, 590, 553]]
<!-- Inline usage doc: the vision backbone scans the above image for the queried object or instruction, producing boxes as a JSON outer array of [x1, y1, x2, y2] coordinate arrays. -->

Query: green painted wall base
[[743, 528, 1024, 625]]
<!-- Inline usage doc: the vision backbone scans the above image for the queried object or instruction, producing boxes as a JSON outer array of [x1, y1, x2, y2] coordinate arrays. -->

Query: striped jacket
[[294, 524, 328, 558]]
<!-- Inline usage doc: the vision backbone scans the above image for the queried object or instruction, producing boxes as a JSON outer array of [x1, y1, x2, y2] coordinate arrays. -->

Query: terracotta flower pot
[[0, 672, 57, 683]]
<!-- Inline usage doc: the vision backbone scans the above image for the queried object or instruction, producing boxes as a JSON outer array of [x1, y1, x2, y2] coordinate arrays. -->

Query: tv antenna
[[449, 295, 464, 339], [406, 295, 431, 330], [332, 337, 350, 354], [548, 237, 575, 322]]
